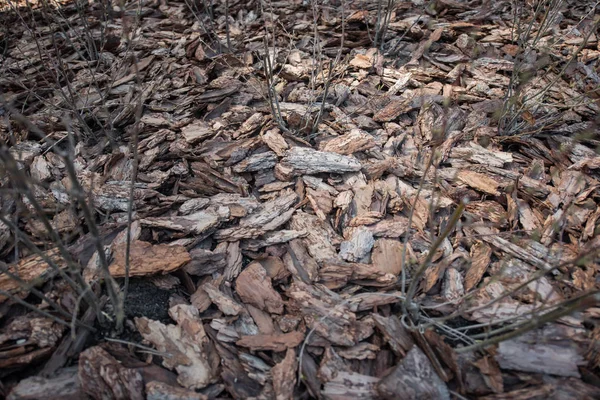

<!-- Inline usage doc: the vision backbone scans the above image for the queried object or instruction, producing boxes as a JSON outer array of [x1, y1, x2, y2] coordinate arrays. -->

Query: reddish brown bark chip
[[271, 348, 298, 400], [109, 241, 191, 277], [235, 262, 284, 314], [236, 331, 304, 351]]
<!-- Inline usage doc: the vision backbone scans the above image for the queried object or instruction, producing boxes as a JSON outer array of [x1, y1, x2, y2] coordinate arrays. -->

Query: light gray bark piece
[[214, 191, 298, 240], [8, 367, 86, 400], [280, 147, 362, 176], [140, 208, 228, 235], [232, 151, 277, 173], [339, 227, 374, 262], [377, 346, 450, 400], [496, 329, 585, 378], [181, 121, 214, 144]]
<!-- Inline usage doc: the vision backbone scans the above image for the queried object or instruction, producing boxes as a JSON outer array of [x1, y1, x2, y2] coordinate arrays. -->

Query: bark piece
[[371, 239, 403, 276], [0, 248, 66, 303], [337, 342, 380, 360], [319, 260, 396, 289], [135, 305, 220, 389], [184, 248, 226, 276], [262, 128, 289, 157], [190, 284, 212, 313], [372, 314, 414, 357], [465, 241, 492, 291], [442, 267, 464, 301], [257, 256, 289, 281], [241, 229, 307, 251], [145, 381, 208, 400], [377, 346, 450, 400], [339, 227, 375, 262], [78, 346, 144, 400], [319, 129, 376, 155], [346, 291, 403, 312], [495, 328, 585, 378], [202, 283, 244, 316], [181, 121, 214, 144], [456, 170, 501, 196], [0, 313, 64, 348], [272, 348, 297, 400], [214, 190, 298, 240], [289, 211, 339, 262], [306, 187, 333, 220], [235, 262, 284, 314], [449, 142, 513, 167], [7, 367, 84, 400], [366, 216, 410, 238], [287, 281, 357, 346], [179, 198, 211, 215], [232, 151, 277, 173], [223, 241, 243, 281], [140, 209, 228, 235], [236, 331, 304, 351], [234, 112, 265, 138], [279, 147, 362, 176], [246, 304, 275, 334], [109, 241, 191, 278], [473, 225, 554, 271], [322, 371, 380, 399], [373, 98, 411, 122], [286, 238, 319, 282]]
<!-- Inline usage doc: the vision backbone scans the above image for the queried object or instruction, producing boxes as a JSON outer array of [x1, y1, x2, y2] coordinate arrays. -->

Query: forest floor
[[1, 0, 600, 399]]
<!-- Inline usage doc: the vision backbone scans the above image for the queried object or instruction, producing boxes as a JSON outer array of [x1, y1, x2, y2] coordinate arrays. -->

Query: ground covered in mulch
[[1, 0, 600, 399]]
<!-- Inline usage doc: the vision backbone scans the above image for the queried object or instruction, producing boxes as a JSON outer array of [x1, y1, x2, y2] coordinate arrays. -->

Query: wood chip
[[235, 262, 284, 314], [140, 209, 228, 235], [377, 346, 450, 400], [0, 248, 65, 303], [371, 239, 404, 276], [79, 346, 144, 400], [279, 147, 362, 176], [135, 305, 220, 389], [271, 348, 297, 400], [109, 241, 191, 278], [236, 331, 304, 352]]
